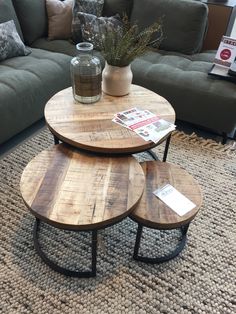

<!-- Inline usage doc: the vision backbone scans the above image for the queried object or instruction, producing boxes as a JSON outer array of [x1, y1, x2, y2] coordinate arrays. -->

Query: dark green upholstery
[[12, 0, 47, 45], [31, 38, 105, 65], [132, 50, 236, 133], [0, 0, 23, 41], [0, 49, 71, 144], [31, 39, 77, 57], [130, 0, 208, 54], [102, 0, 133, 17]]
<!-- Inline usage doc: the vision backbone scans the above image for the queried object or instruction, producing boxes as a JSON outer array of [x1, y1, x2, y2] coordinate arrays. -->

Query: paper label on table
[[153, 184, 196, 216]]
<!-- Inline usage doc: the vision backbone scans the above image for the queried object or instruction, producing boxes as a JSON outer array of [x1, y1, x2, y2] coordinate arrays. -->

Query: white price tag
[[153, 184, 196, 216]]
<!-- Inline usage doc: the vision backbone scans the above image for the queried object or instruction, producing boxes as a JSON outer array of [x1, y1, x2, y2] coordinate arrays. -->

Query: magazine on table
[[112, 107, 176, 143], [209, 35, 236, 82]]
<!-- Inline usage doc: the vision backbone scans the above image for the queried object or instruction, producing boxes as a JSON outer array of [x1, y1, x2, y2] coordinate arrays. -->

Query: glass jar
[[70, 42, 102, 104]]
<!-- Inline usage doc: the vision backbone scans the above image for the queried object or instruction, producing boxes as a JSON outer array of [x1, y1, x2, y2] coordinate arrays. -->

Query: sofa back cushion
[[0, 0, 24, 41], [130, 0, 208, 55], [12, 0, 47, 45], [103, 0, 133, 18]]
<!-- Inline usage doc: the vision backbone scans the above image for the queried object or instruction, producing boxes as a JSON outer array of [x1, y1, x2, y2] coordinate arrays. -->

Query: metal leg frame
[[162, 134, 171, 162], [33, 218, 97, 277], [53, 135, 59, 145], [133, 223, 189, 264], [147, 133, 172, 162]]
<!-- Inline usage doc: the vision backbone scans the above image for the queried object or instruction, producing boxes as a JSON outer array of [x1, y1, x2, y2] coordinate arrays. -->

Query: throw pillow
[[72, 0, 104, 44], [0, 20, 31, 62], [78, 12, 122, 49], [102, 0, 133, 18], [46, 0, 73, 40]]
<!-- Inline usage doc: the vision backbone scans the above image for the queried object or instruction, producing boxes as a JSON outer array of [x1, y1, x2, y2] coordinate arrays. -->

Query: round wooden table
[[20, 144, 145, 277], [130, 161, 202, 263], [45, 84, 175, 156]]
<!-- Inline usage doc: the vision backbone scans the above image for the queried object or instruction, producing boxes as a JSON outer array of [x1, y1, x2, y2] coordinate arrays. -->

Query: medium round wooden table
[[20, 144, 145, 277], [45, 84, 175, 157], [129, 161, 202, 263]]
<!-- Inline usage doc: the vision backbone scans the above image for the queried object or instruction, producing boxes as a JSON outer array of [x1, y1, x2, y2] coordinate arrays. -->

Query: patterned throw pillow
[[78, 12, 122, 49], [72, 0, 104, 44], [0, 20, 31, 62]]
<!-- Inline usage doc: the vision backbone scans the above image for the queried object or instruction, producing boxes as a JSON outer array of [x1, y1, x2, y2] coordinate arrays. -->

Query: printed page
[[115, 107, 159, 129], [153, 184, 196, 216], [214, 36, 236, 68], [134, 119, 176, 143]]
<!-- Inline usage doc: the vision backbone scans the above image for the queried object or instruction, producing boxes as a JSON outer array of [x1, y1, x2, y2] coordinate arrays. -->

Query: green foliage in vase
[[98, 15, 163, 67]]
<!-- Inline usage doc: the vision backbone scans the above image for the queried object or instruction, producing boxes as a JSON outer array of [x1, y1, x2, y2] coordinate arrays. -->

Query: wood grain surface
[[20, 144, 145, 230], [130, 161, 203, 229], [45, 84, 175, 154]]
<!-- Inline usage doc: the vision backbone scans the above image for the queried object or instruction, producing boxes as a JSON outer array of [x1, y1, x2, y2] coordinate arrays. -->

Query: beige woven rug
[[0, 129, 235, 314]]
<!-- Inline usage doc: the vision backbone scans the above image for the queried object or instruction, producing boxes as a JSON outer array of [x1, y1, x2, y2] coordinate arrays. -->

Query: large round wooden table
[[20, 144, 145, 277], [45, 84, 175, 155]]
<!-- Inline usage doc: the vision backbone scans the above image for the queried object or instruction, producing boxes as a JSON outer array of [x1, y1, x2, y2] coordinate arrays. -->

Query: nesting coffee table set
[[20, 85, 202, 277]]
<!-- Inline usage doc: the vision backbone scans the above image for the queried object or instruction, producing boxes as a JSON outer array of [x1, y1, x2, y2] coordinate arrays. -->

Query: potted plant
[[98, 16, 163, 96]]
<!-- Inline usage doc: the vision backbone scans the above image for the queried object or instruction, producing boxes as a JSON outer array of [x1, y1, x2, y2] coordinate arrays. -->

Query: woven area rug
[[0, 129, 235, 314]]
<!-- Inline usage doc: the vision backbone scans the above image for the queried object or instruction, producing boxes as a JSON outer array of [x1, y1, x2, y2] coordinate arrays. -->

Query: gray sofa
[[0, 0, 236, 146]]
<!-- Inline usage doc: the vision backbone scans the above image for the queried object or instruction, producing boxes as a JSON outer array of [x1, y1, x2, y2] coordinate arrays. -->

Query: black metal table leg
[[33, 218, 98, 277], [53, 135, 59, 145], [162, 134, 171, 162], [147, 150, 159, 160], [133, 223, 190, 264]]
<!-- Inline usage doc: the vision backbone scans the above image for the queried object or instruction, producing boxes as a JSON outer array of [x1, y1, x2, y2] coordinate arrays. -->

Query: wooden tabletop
[[45, 84, 175, 154], [20, 144, 145, 230], [130, 161, 203, 229]]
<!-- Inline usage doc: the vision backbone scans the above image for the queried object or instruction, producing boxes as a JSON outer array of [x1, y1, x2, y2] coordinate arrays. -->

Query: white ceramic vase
[[102, 62, 133, 96]]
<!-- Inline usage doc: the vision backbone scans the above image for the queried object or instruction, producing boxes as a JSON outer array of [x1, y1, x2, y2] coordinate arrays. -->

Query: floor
[[0, 118, 235, 159]]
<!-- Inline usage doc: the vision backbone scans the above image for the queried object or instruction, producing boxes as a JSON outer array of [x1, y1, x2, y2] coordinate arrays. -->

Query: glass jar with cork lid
[[70, 42, 102, 104]]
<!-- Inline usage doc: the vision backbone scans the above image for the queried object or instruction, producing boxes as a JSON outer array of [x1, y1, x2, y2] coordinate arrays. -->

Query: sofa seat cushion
[[31, 38, 77, 56], [31, 38, 105, 65], [0, 48, 71, 144], [131, 50, 236, 133]]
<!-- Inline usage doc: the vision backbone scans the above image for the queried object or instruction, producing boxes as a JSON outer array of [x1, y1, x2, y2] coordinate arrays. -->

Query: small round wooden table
[[129, 161, 202, 263], [45, 84, 175, 159], [20, 144, 145, 277]]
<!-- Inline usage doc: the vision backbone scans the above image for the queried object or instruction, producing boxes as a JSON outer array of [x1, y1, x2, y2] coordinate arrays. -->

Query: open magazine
[[112, 107, 176, 143], [209, 36, 236, 82]]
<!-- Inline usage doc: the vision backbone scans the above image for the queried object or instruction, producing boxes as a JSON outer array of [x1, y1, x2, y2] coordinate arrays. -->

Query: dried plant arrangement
[[98, 15, 163, 67]]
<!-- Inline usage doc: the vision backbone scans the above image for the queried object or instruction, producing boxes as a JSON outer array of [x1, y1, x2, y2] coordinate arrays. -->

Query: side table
[[130, 161, 203, 263], [20, 144, 145, 277]]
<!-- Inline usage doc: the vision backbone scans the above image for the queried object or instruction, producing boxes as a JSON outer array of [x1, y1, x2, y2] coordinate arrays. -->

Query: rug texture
[[0, 129, 235, 314]]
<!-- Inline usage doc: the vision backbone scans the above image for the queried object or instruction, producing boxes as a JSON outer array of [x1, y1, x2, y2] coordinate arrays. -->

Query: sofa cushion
[[12, 0, 47, 45], [0, 0, 23, 41], [131, 50, 236, 133], [46, 0, 73, 40], [103, 0, 133, 17], [130, 0, 208, 55], [31, 38, 77, 56], [72, 0, 104, 44], [31, 38, 105, 65], [0, 48, 71, 144], [78, 12, 122, 49], [0, 20, 31, 62]]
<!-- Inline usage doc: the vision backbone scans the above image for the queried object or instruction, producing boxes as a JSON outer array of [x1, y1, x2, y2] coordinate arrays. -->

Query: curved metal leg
[[147, 150, 159, 160], [133, 223, 189, 264], [33, 218, 97, 277]]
